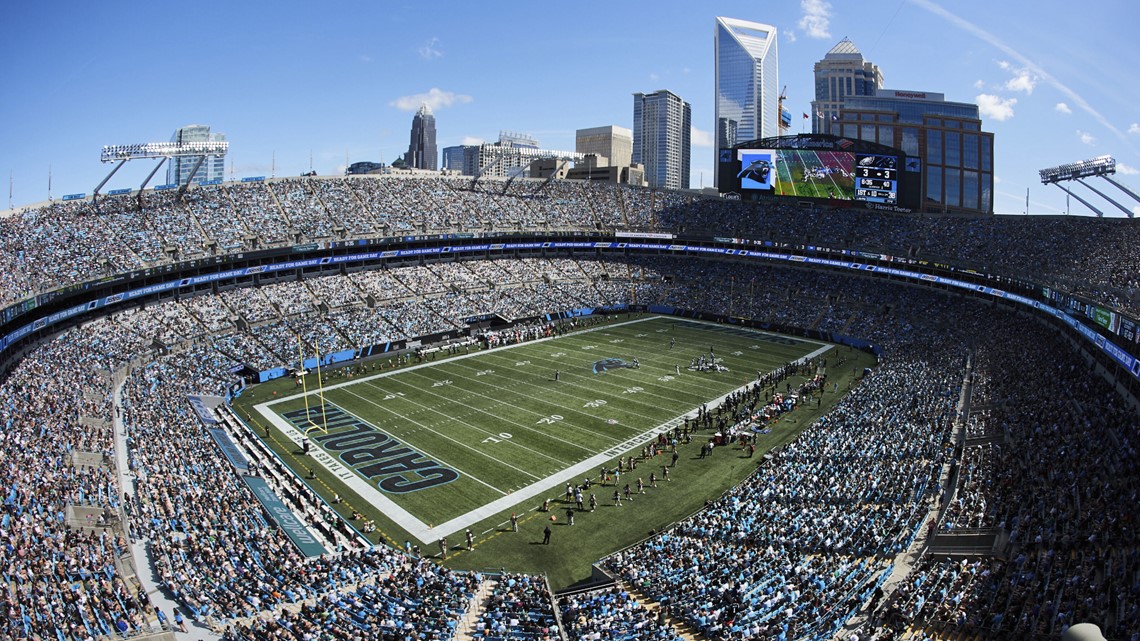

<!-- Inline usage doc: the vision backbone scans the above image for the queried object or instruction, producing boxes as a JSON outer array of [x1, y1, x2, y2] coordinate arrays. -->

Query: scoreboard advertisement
[[720, 135, 915, 211]]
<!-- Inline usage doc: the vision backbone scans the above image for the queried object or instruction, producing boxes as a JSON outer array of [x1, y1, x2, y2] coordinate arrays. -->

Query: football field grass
[[232, 314, 877, 587]]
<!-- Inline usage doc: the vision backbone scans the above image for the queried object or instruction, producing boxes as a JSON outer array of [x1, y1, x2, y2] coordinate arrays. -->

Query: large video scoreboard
[[720, 135, 917, 211]]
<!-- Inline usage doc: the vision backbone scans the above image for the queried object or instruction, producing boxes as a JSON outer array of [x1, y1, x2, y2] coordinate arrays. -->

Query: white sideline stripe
[[252, 316, 833, 544]]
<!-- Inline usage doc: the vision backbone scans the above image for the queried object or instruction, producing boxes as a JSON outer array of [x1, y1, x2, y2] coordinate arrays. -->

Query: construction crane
[[777, 85, 790, 133]]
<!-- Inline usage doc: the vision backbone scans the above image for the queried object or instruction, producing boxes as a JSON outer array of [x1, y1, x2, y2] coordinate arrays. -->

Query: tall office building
[[811, 38, 883, 135], [632, 90, 691, 190], [839, 89, 994, 214], [714, 17, 778, 188], [166, 124, 226, 185], [575, 125, 633, 167], [404, 103, 438, 171]]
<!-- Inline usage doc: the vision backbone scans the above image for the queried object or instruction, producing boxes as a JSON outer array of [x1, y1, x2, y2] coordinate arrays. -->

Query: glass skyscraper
[[166, 124, 226, 185], [404, 103, 438, 171], [632, 90, 691, 191], [811, 38, 882, 135], [714, 17, 778, 188]]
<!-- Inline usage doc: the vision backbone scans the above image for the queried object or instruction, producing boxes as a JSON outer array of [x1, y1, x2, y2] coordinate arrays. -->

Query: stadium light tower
[[1039, 155, 1135, 218], [94, 140, 230, 202]]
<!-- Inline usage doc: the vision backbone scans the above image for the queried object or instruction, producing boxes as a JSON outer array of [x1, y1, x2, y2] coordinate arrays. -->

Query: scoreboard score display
[[853, 154, 898, 205]]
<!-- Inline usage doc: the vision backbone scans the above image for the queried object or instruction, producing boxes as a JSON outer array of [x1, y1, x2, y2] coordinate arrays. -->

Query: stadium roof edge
[[731, 133, 905, 157]]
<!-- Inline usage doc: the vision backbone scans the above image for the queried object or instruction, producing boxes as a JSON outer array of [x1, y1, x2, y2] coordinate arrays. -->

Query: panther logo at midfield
[[593, 358, 636, 374]]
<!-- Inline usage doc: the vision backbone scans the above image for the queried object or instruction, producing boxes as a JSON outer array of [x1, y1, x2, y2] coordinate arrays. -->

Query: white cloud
[[359, 54, 373, 64], [973, 79, 985, 89], [1116, 162, 1139, 176], [785, 30, 797, 43], [460, 136, 484, 146], [389, 88, 473, 112], [649, 73, 659, 81], [975, 94, 1017, 121], [418, 37, 443, 60], [1129, 123, 1140, 135], [1134, 206, 1140, 218], [1077, 129, 1096, 145], [691, 126, 714, 148], [994, 175, 1002, 184], [798, 0, 832, 39], [1054, 102, 1071, 114], [1003, 68, 1037, 94]]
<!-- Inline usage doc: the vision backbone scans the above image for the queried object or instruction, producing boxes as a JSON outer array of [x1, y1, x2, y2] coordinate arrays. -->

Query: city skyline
[[1, 1, 1137, 216]]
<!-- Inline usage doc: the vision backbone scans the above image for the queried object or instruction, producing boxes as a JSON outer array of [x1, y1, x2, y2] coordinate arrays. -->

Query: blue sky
[[2, 0, 1137, 216]]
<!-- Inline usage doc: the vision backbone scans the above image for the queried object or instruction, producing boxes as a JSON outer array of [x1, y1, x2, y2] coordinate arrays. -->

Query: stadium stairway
[[109, 368, 222, 641], [453, 578, 497, 641], [837, 352, 976, 639], [620, 579, 701, 641]]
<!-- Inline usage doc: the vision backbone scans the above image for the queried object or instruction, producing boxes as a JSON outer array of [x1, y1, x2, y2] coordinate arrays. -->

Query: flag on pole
[[802, 112, 809, 119]]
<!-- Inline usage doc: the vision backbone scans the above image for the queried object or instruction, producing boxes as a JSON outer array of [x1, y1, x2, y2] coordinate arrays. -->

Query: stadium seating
[[0, 175, 1137, 640]]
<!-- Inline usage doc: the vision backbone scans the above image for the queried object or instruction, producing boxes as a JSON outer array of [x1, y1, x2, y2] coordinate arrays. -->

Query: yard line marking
[[388, 367, 632, 444], [356, 375, 593, 460], [332, 387, 542, 481]]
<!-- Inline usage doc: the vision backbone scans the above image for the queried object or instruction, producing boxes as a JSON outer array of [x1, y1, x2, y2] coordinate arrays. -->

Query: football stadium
[[3, 5, 1139, 641], [0, 174, 1137, 641]]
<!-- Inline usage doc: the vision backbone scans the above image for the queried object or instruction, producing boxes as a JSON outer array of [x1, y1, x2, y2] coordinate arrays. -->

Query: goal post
[[296, 335, 329, 436]]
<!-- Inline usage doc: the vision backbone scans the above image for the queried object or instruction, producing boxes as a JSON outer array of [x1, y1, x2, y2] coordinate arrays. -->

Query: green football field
[[246, 316, 830, 544]]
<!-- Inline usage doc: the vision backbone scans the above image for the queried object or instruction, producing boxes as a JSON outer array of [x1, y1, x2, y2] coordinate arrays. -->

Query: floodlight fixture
[[1039, 155, 1115, 184], [100, 141, 229, 163]]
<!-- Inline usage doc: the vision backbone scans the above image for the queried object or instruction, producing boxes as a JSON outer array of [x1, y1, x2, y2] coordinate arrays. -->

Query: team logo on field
[[282, 405, 459, 493], [592, 358, 637, 374]]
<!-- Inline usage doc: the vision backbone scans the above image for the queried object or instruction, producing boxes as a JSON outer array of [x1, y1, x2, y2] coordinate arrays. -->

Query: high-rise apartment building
[[404, 103, 438, 171], [714, 17, 778, 187], [166, 124, 226, 185], [575, 125, 633, 167], [632, 90, 691, 190], [811, 38, 883, 136]]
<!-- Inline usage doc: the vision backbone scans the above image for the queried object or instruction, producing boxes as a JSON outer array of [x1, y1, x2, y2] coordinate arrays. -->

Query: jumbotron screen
[[735, 149, 898, 205]]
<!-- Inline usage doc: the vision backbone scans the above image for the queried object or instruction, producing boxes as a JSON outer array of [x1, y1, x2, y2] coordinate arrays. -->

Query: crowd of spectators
[[872, 316, 1140, 640], [3, 175, 1139, 322], [472, 573, 558, 640], [559, 586, 682, 641]]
